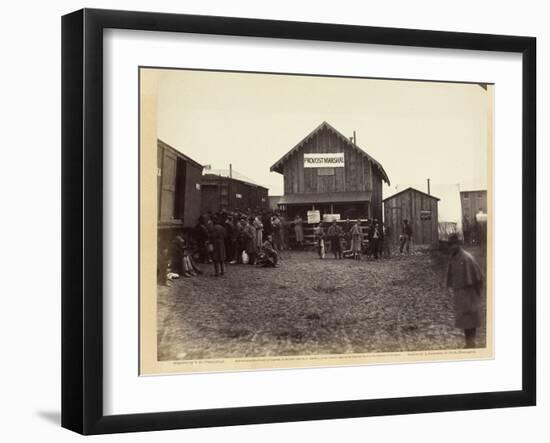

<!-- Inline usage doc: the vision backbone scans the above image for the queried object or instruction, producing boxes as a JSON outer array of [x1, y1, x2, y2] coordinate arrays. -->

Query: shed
[[383, 187, 440, 248], [270, 121, 390, 221], [200, 173, 269, 214], [459, 189, 487, 224]]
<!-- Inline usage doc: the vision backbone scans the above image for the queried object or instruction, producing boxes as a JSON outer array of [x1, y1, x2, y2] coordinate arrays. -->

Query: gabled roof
[[202, 173, 269, 191], [382, 187, 440, 202], [459, 189, 487, 194], [158, 139, 203, 170], [269, 121, 390, 185], [206, 168, 258, 185]]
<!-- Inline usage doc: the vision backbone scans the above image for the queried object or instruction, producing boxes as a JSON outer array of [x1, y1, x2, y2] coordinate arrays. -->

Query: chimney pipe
[[230, 163, 232, 179], [353, 130, 356, 144], [427, 178, 431, 195]]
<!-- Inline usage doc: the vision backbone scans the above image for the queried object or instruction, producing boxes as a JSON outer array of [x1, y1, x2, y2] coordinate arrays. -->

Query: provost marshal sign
[[303, 153, 345, 168]]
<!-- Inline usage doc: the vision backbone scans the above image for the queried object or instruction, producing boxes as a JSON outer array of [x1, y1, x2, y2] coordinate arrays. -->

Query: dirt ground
[[157, 247, 487, 361]]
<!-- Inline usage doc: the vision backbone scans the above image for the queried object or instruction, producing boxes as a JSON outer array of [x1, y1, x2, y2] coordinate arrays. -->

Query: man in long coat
[[293, 215, 304, 249], [211, 218, 227, 276], [253, 216, 264, 249], [327, 221, 343, 259], [243, 218, 258, 265], [350, 220, 363, 260], [446, 234, 484, 348]]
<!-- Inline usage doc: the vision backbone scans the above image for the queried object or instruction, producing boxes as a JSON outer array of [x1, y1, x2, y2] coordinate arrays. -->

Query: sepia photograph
[[139, 67, 493, 375]]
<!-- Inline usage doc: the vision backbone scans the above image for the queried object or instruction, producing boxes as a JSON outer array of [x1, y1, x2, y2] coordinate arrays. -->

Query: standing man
[[271, 213, 282, 251], [243, 218, 258, 265], [327, 220, 343, 259], [224, 215, 234, 265], [194, 216, 209, 263], [313, 222, 325, 259], [293, 215, 304, 249], [399, 219, 413, 254], [350, 220, 363, 260], [211, 218, 227, 276], [279, 213, 288, 251], [446, 234, 484, 348], [343, 217, 352, 250], [253, 215, 264, 249], [371, 222, 382, 260]]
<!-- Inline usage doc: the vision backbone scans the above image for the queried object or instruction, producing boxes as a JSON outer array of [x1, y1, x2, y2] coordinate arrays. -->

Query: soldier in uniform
[[446, 234, 484, 348]]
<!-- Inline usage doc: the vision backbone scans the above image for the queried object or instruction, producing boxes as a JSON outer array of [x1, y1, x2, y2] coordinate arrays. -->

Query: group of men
[[312, 218, 414, 260], [193, 211, 282, 274]]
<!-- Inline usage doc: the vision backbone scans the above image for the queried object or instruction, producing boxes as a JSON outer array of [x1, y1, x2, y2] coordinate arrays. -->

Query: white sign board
[[323, 213, 341, 222], [304, 153, 345, 168], [307, 210, 321, 224]]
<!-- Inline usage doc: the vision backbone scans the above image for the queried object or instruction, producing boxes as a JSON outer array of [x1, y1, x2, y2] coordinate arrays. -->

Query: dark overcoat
[[211, 224, 227, 262], [446, 248, 484, 329], [243, 224, 258, 254]]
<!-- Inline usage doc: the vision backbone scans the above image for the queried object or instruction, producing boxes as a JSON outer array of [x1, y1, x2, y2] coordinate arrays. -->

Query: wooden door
[[159, 150, 177, 222]]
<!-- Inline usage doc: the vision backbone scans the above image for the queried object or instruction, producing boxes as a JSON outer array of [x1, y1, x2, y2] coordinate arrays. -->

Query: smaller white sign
[[307, 210, 321, 224], [323, 214, 341, 222]]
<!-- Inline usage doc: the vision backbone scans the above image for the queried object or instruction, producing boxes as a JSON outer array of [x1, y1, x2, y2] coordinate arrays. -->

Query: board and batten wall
[[383, 189, 439, 247], [281, 126, 384, 220]]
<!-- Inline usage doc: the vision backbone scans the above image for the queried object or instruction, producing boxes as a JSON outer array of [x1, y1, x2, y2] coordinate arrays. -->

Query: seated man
[[173, 232, 203, 277], [260, 234, 279, 267]]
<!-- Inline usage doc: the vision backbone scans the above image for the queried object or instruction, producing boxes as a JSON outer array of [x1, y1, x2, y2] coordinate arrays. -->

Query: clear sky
[[156, 68, 491, 222]]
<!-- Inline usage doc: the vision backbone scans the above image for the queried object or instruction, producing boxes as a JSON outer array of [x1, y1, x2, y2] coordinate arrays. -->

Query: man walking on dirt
[[446, 234, 484, 348]]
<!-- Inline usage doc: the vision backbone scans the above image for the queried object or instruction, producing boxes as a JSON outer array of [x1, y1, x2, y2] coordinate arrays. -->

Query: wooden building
[[157, 139, 203, 230], [270, 121, 390, 220], [460, 190, 487, 223], [383, 187, 440, 248], [201, 173, 269, 214]]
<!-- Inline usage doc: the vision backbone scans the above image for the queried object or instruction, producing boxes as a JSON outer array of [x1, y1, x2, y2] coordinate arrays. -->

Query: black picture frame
[[61, 8, 536, 435]]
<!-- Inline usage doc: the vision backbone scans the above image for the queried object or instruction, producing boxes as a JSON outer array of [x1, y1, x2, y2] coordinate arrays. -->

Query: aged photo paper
[[139, 68, 493, 375]]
